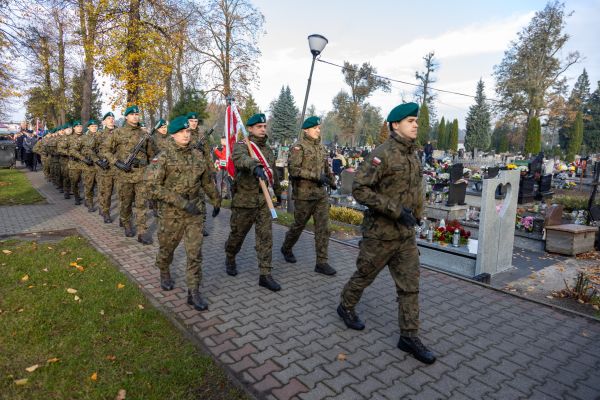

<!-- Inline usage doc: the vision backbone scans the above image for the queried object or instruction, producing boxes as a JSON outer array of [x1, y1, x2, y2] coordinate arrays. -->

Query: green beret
[[64, 122, 72, 128], [186, 112, 200, 120], [246, 113, 266, 126], [154, 119, 167, 130], [301, 116, 321, 129], [102, 112, 115, 120], [124, 105, 140, 116], [167, 115, 190, 135], [87, 119, 98, 127], [387, 102, 419, 122], [73, 120, 82, 127]]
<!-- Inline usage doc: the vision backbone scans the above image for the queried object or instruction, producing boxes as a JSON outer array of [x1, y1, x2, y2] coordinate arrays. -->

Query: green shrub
[[329, 206, 364, 225], [552, 195, 598, 212]]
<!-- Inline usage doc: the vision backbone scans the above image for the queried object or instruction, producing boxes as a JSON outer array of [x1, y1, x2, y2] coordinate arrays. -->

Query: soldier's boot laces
[[337, 304, 365, 330], [187, 289, 208, 311], [137, 233, 152, 245], [259, 274, 281, 292], [397, 336, 436, 365], [225, 257, 237, 276], [103, 213, 113, 224], [124, 223, 135, 238], [160, 272, 174, 291], [315, 263, 336, 276], [280, 247, 297, 263]]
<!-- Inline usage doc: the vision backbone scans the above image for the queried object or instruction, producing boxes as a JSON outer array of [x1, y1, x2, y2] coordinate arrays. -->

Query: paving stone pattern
[[2, 170, 600, 400]]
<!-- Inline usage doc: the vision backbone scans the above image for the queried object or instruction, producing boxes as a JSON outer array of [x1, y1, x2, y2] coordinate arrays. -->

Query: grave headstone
[[340, 169, 355, 195], [518, 175, 535, 204], [485, 166, 499, 179], [544, 204, 563, 227], [446, 163, 467, 206]]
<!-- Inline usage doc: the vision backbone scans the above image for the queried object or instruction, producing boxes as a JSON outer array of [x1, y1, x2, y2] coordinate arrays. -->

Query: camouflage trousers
[[50, 157, 60, 186], [282, 197, 330, 264], [82, 169, 96, 206], [340, 237, 420, 337], [97, 172, 116, 215], [156, 214, 204, 288], [118, 180, 148, 235], [69, 168, 83, 199], [225, 205, 272, 275], [59, 158, 71, 193], [42, 156, 50, 178]]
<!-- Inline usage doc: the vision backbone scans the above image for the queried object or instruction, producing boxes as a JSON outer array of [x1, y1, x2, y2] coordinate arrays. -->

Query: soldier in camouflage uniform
[[67, 121, 86, 205], [151, 119, 169, 153], [146, 115, 221, 311], [224, 113, 283, 292], [46, 129, 61, 189], [338, 103, 436, 365], [56, 124, 72, 198], [281, 116, 336, 276], [32, 134, 47, 179], [80, 120, 99, 212], [101, 105, 155, 244], [188, 111, 213, 237], [93, 112, 117, 223]]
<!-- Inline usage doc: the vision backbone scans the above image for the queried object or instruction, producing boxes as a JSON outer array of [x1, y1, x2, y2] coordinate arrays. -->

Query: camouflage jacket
[[45, 136, 58, 156], [100, 123, 155, 183], [145, 139, 220, 218], [56, 134, 71, 159], [353, 132, 423, 241], [33, 140, 43, 156], [190, 127, 213, 172], [231, 135, 281, 209], [92, 127, 116, 174], [69, 133, 89, 170], [152, 133, 170, 154], [288, 133, 334, 201]]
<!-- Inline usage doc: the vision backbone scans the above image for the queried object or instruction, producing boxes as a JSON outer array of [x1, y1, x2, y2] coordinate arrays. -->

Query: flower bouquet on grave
[[433, 220, 471, 245]]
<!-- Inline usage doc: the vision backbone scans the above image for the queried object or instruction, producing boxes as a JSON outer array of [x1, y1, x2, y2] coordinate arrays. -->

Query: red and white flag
[[224, 104, 238, 177]]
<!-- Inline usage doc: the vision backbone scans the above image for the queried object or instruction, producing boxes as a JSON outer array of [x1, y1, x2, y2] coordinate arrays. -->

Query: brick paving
[[2, 168, 600, 400]]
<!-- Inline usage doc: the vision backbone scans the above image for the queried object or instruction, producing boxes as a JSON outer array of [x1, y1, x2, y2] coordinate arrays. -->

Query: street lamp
[[299, 34, 328, 135], [288, 34, 328, 213]]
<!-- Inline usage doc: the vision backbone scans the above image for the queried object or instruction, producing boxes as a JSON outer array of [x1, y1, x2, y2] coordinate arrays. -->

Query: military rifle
[[115, 124, 158, 172]]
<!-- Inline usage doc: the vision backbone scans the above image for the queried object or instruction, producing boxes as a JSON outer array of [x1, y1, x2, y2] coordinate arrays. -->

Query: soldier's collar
[[302, 132, 321, 144], [390, 132, 417, 151]]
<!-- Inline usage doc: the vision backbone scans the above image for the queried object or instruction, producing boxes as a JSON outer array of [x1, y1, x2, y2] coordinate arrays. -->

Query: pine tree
[[584, 81, 600, 153], [449, 119, 459, 152], [377, 121, 388, 145], [464, 79, 491, 151], [566, 111, 583, 161], [416, 103, 430, 146], [437, 117, 446, 150], [524, 117, 541, 155], [569, 69, 591, 112], [169, 88, 208, 121], [241, 94, 260, 124], [269, 86, 299, 144]]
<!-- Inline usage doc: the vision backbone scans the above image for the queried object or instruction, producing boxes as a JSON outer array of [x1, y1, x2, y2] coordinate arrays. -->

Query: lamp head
[[308, 34, 328, 57]]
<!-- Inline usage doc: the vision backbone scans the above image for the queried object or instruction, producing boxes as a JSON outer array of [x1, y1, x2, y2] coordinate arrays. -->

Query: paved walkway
[[2, 169, 600, 400]]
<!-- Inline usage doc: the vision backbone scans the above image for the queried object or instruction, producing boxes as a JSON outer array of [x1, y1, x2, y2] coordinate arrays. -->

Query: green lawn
[[0, 236, 248, 400], [0, 169, 45, 205]]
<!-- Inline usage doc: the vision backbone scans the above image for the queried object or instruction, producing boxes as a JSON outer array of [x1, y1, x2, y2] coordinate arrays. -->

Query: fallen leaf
[[60, 251, 66, 256], [100, 310, 105, 315], [42, 268, 48, 272], [66, 288, 77, 294], [76, 257, 83, 261], [47, 246, 53, 250], [25, 364, 39, 373], [90, 372, 98, 381], [593, 305, 599, 311], [137, 304, 144, 310], [17, 308, 24, 313], [578, 299, 585, 304], [582, 330, 589, 337], [75, 265, 84, 272], [546, 296, 554, 299], [21, 275, 29, 282], [117, 283, 125, 289], [14, 378, 28, 386], [3, 250, 12, 255], [115, 389, 126, 400], [46, 358, 59, 363], [106, 355, 117, 361], [337, 353, 347, 361], [74, 295, 80, 302]]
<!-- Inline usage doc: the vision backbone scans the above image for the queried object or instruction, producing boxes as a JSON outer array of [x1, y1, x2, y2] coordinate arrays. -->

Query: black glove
[[253, 165, 268, 182], [83, 157, 94, 166], [398, 207, 418, 227], [114, 160, 131, 172], [211, 207, 220, 218], [318, 173, 331, 187], [130, 158, 141, 168], [95, 159, 109, 170], [183, 201, 201, 215]]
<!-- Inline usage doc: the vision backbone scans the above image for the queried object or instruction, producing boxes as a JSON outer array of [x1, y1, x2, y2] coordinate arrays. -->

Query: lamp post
[[287, 34, 328, 213]]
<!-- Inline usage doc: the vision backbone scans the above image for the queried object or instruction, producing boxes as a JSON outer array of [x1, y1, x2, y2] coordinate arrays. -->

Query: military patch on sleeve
[[371, 157, 382, 166], [292, 146, 301, 151], [151, 157, 159, 164]]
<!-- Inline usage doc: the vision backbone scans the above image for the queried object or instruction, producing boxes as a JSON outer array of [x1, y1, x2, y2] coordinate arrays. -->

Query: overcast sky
[[251, 0, 600, 127], [7, 0, 600, 128]]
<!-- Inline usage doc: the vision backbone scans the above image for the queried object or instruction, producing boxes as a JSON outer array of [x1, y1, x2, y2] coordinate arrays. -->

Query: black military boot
[[280, 247, 297, 263], [103, 213, 113, 224], [397, 336, 437, 365], [58, 188, 64, 193], [315, 263, 336, 276], [160, 272, 174, 291], [225, 256, 237, 276], [119, 219, 123, 227], [337, 304, 365, 330], [87, 204, 97, 213], [259, 274, 281, 292], [137, 233, 152, 245], [187, 289, 208, 311], [124, 222, 135, 238], [64, 192, 70, 199], [202, 227, 209, 237], [74, 196, 81, 205]]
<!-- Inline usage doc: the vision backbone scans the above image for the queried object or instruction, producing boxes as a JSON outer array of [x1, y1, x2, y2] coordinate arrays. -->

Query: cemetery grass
[[0, 236, 249, 400], [0, 169, 45, 205]]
